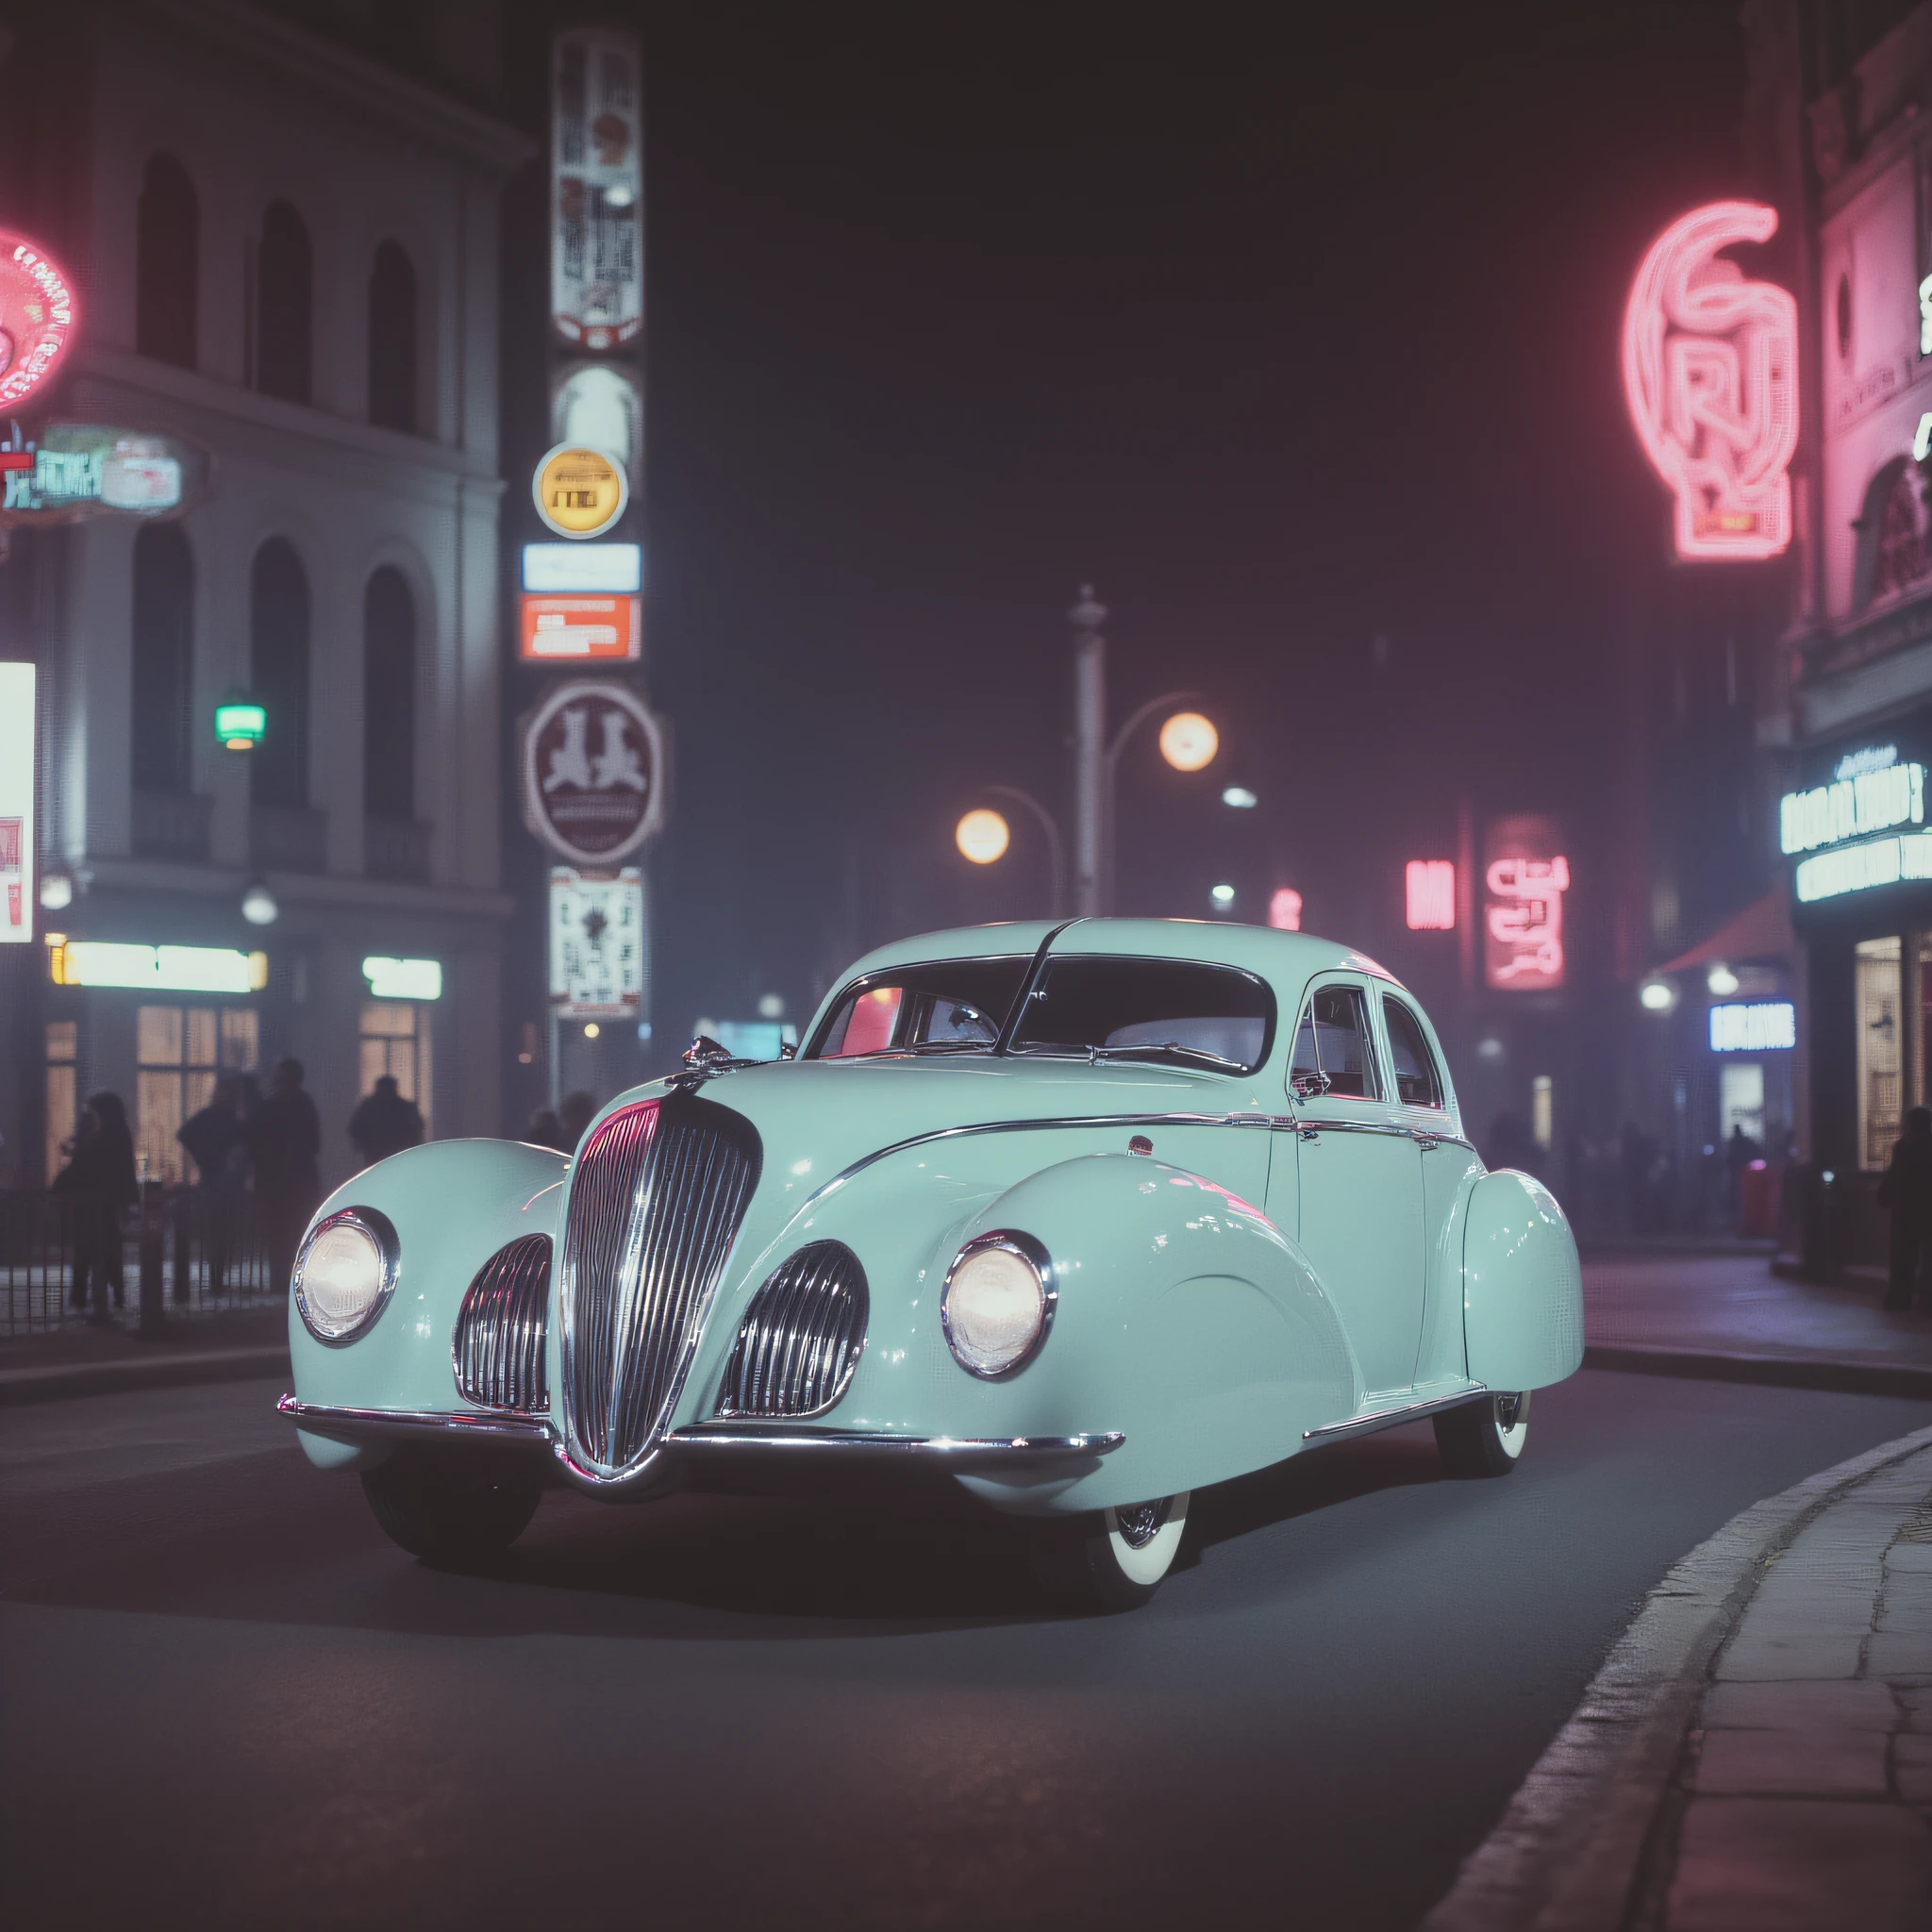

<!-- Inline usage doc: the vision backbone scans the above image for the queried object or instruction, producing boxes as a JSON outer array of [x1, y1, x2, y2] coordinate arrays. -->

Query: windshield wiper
[[902, 1039, 995, 1055], [1090, 1042, 1248, 1074]]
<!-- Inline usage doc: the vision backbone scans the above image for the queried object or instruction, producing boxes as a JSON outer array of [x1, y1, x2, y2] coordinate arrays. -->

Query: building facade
[[0, 1, 528, 1191]]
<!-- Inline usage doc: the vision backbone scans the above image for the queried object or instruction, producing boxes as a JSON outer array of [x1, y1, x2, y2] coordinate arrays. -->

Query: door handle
[[1416, 1135, 1439, 1151]]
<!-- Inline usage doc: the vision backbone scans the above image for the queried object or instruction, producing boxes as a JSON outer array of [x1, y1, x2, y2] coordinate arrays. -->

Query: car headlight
[[293, 1207, 399, 1344], [941, 1230, 1056, 1377]]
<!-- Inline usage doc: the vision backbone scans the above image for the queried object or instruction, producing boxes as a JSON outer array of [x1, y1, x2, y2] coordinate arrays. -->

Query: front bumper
[[278, 1393, 1123, 1479]]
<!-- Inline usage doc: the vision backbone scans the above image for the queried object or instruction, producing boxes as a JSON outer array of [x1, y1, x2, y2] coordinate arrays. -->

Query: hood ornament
[[667, 1033, 769, 1091]]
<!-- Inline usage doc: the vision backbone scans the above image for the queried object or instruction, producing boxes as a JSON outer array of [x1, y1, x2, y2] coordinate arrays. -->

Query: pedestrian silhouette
[[347, 1074, 425, 1168], [1876, 1106, 1932, 1312], [251, 1058, 322, 1294], [53, 1091, 137, 1320], [558, 1091, 597, 1150]]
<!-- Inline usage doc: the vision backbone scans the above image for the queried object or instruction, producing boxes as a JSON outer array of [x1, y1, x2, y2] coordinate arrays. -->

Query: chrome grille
[[559, 1095, 760, 1475], [453, 1235, 551, 1412], [716, 1241, 868, 1419]]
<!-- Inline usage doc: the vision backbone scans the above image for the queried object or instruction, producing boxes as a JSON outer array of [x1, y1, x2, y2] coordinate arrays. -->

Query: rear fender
[[1460, 1169, 1584, 1391]]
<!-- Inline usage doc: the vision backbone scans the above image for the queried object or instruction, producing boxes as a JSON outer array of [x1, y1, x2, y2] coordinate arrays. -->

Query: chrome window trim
[[1287, 974, 1386, 1105], [806, 950, 1039, 1059], [941, 1227, 1058, 1379], [1377, 991, 1447, 1113], [291, 1206, 399, 1348]]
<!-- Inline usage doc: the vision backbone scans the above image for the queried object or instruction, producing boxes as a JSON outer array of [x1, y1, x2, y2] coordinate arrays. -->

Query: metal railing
[[0, 1188, 282, 1335]]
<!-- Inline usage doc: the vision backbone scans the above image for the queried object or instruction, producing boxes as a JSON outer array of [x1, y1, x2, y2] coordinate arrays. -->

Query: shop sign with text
[[521, 680, 665, 865], [550, 865, 644, 1016]]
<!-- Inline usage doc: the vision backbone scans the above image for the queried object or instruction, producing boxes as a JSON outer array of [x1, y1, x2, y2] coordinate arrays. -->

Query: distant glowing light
[[956, 808, 1009, 865], [1622, 201, 1797, 561], [1158, 712, 1219, 772], [1640, 978, 1676, 1013], [54, 941, 263, 993], [1915, 412, 1932, 462], [362, 956, 442, 1001], [1222, 786, 1257, 808], [1706, 962, 1740, 996], [758, 992, 785, 1019], [39, 869, 72, 912], [214, 697, 267, 752], [1210, 883, 1236, 908], [241, 880, 278, 926], [1268, 887, 1303, 932], [1921, 275, 1932, 357], [1405, 859, 1456, 931], [1710, 1001, 1795, 1052], [584, 1022, 601, 1039]]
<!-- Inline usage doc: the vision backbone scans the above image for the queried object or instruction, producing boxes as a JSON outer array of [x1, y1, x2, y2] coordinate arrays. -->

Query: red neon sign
[[0, 234, 76, 410], [1405, 860, 1456, 931], [1483, 817, 1568, 991], [1621, 202, 1796, 561], [1268, 887, 1302, 932]]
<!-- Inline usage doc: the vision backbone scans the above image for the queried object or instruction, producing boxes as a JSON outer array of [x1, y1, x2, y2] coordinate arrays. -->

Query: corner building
[[0, 2, 528, 1189]]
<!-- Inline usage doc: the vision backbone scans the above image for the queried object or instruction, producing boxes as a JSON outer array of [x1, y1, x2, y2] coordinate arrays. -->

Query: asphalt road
[[5, 1371, 1929, 1931]]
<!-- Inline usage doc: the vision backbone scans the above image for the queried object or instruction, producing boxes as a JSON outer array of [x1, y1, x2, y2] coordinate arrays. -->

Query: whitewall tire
[[1434, 1392, 1531, 1478], [1031, 1491, 1191, 1611]]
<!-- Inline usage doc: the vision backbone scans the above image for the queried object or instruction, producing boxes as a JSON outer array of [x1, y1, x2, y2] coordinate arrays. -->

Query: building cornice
[[136, 0, 537, 179], [79, 856, 516, 923]]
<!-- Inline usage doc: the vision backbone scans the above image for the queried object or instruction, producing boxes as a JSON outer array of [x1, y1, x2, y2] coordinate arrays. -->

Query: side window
[[1290, 983, 1380, 1100], [1381, 997, 1443, 1109]]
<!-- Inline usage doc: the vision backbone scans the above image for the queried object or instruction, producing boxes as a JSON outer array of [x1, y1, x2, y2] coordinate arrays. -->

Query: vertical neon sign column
[[1621, 202, 1797, 561], [1484, 816, 1569, 991]]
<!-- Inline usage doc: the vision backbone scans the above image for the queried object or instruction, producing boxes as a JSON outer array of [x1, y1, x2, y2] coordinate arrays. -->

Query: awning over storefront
[[1659, 891, 1795, 974]]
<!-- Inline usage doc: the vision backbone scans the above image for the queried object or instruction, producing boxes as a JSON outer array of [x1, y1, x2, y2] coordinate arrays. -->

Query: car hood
[[613, 1052, 1279, 1202]]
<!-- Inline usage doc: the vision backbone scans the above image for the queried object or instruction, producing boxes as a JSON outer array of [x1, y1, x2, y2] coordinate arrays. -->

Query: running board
[[1303, 1386, 1491, 1447]]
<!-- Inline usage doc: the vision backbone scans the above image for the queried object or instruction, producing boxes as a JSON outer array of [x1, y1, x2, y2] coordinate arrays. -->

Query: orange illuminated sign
[[519, 592, 641, 662]]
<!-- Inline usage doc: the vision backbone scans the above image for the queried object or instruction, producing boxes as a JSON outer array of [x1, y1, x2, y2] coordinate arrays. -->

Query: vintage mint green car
[[279, 917, 1582, 1609]]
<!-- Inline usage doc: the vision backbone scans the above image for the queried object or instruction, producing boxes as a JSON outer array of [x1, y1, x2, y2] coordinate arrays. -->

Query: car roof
[[829, 917, 1404, 993]]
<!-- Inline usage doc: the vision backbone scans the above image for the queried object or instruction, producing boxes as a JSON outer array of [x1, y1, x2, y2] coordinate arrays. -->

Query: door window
[[1381, 997, 1443, 1109], [1290, 983, 1380, 1099]]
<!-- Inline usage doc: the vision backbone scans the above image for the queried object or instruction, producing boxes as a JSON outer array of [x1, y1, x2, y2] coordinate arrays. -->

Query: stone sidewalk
[[1658, 1441, 1932, 1930]]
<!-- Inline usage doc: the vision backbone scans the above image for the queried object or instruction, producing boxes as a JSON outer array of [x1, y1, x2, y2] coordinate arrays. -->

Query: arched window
[[249, 540, 309, 807], [1853, 457, 1932, 610], [131, 525, 194, 793], [136, 155, 198, 369], [362, 567, 415, 819], [256, 202, 312, 404], [367, 242, 418, 433]]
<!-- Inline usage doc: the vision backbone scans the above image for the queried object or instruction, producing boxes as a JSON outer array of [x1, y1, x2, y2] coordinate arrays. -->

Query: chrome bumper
[[279, 1394, 1122, 1470]]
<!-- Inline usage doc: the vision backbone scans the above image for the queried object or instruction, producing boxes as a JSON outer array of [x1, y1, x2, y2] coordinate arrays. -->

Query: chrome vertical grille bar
[[453, 1233, 551, 1413], [716, 1241, 868, 1420], [558, 1095, 759, 1478]]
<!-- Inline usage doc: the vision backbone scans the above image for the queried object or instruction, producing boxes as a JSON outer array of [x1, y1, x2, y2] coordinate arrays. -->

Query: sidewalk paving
[[0, 1304, 289, 1405], [1584, 1254, 1932, 1397]]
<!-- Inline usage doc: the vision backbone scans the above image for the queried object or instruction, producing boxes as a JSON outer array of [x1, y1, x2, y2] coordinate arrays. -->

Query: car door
[[1378, 991, 1482, 1389], [1272, 975, 1426, 1398]]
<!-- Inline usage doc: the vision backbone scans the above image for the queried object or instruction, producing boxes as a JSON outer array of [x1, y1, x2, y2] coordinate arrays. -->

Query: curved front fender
[[1461, 1169, 1584, 1391], [287, 1139, 568, 1465]]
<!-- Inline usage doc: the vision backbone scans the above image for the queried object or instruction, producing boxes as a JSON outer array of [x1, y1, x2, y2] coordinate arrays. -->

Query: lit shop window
[[44, 1020, 76, 1185], [359, 1001, 433, 1136], [1855, 937, 1903, 1171], [136, 1005, 258, 1183]]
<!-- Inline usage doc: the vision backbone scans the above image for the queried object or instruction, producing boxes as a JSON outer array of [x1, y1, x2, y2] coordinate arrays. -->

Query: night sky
[[522, 2, 1757, 1047]]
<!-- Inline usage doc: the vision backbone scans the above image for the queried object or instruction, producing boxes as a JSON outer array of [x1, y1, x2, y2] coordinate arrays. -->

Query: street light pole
[[1069, 586, 1108, 917]]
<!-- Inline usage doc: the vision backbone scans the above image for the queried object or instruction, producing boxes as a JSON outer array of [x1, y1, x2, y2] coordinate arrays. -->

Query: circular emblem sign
[[0, 233, 77, 410], [533, 441, 627, 540], [521, 681, 665, 865]]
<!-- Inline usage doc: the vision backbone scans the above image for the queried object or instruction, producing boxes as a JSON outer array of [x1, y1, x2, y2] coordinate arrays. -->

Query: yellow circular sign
[[533, 442, 628, 539]]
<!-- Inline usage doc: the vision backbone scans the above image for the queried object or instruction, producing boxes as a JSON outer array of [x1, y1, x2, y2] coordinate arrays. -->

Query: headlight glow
[[293, 1208, 398, 1344], [941, 1231, 1055, 1377]]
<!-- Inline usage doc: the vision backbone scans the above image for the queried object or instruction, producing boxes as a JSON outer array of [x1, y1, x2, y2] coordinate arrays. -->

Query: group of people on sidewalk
[[51, 1060, 427, 1321], [1877, 1106, 1932, 1312]]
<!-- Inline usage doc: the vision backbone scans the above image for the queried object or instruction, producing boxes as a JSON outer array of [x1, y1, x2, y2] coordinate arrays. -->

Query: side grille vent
[[717, 1241, 868, 1419], [454, 1234, 551, 1413], [560, 1095, 761, 1475]]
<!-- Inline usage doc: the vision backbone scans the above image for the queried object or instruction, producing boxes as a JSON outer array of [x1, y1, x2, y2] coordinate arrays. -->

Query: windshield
[[808, 957, 1030, 1058], [1008, 956, 1274, 1074]]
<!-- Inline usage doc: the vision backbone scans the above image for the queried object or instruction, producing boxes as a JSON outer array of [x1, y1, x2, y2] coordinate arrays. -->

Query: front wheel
[[360, 1457, 543, 1566], [1434, 1391, 1531, 1478], [1029, 1491, 1191, 1612]]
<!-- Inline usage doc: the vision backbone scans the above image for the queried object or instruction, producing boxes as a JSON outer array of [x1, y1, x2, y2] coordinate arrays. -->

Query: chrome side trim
[[278, 1393, 553, 1444], [1302, 1386, 1491, 1446], [1290, 1117, 1477, 1152], [668, 1424, 1124, 1463], [800, 1109, 1278, 1215]]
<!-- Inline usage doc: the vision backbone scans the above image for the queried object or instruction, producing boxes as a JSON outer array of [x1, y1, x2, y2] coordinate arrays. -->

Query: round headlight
[[293, 1208, 398, 1344], [941, 1231, 1055, 1377]]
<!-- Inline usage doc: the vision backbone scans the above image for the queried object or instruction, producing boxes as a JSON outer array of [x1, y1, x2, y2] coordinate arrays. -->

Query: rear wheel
[[1029, 1491, 1191, 1612], [1434, 1391, 1531, 1478], [360, 1457, 543, 1566]]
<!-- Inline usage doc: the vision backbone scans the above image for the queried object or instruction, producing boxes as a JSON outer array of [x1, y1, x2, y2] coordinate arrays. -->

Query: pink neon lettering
[[1484, 856, 1570, 986], [1621, 202, 1797, 561], [1405, 859, 1456, 931]]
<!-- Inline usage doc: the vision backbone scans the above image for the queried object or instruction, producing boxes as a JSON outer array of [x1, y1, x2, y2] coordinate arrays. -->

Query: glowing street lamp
[[1639, 977, 1677, 1013], [956, 808, 1011, 865], [215, 690, 267, 752], [1158, 712, 1219, 773]]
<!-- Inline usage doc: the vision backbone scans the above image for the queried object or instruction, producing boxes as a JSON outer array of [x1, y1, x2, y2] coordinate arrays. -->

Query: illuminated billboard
[[551, 31, 642, 351], [0, 233, 76, 409], [1483, 817, 1569, 991], [1622, 202, 1797, 560], [519, 592, 641, 662]]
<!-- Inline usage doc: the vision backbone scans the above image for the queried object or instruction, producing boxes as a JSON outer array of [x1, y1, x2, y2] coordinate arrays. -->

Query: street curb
[[1581, 1341, 1932, 1401], [1417, 1421, 1932, 1932], [0, 1344, 291, 1407]]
